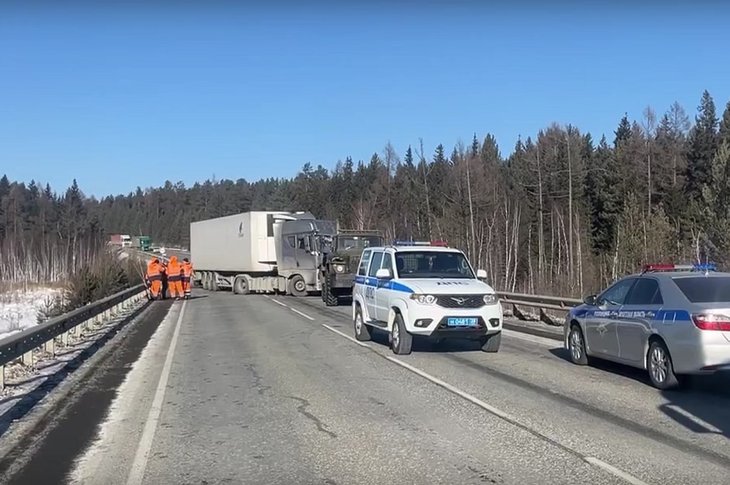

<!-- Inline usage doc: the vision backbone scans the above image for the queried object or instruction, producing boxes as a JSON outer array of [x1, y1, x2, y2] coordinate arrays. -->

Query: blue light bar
[[693, 263, 717, 272]]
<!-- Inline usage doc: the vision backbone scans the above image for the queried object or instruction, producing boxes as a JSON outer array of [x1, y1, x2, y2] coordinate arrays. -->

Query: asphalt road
[[4, 290, 730, 485]]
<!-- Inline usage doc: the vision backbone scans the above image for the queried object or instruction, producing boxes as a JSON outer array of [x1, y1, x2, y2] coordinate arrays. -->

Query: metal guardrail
[[496, 291, 583, 326], [0, 283, 147, 390]]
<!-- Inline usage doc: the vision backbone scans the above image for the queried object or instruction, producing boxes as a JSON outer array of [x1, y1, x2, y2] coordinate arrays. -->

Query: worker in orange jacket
[[145, 257, 162, 299], [181, 258, 193, 299], [167, 256, 184, 300]]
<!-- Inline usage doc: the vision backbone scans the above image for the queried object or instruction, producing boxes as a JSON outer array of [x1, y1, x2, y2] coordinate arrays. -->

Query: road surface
[[3, 290, 730, 484]]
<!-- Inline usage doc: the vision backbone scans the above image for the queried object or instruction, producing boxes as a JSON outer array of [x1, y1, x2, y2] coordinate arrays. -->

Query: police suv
[[352, 241, 503, 354]]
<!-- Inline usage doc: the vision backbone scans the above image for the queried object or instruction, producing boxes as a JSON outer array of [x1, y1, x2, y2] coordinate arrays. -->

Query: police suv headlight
[[410, 294, 437, 305], [334, 264, 345, 273], [483, 294, 498, 305]]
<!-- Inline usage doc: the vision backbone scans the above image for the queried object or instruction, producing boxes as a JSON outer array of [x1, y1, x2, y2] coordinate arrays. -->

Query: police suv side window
[[381, 253, 393, 273], [368, 252, 384, 277], [624, 278, 663, 305], [358, 250, 372, 276]]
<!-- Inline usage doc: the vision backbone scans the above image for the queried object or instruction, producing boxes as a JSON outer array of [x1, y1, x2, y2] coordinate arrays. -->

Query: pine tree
[[685, 90, 719, 202]]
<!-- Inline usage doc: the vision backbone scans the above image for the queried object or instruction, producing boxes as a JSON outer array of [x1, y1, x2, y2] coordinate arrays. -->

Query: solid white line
[[502, 329, 561, 347], [321, 323, 371, 348], [385, 355, 519, 423], [290, 307, 315, 321], [270, 299, 288, 308], [321, 325, 648, 485], [126, 300, 187, 485], [584, 457, 649, 485]]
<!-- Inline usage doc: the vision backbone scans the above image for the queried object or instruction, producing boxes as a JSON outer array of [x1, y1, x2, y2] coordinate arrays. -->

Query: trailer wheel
[[288, 275, 307, 297], [233, 276, 250, 295]]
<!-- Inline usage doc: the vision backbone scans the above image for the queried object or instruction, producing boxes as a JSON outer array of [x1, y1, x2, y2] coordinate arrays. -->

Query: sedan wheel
[[647, 340, 679, 390], [568, 325, 588, 365]]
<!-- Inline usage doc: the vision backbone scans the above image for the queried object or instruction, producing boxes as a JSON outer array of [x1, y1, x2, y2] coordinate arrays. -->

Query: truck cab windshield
[[394, 251, 475, 279], [336, 236, 381, 251]]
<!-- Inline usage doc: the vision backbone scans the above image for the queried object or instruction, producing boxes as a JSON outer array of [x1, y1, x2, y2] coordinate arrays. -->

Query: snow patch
[[0, 287, 64, 341]]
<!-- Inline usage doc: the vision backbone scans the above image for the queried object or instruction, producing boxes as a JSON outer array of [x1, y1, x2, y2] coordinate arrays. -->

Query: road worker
[[145, 257, 162, 299], [159, 259, 168, 299], [181, 257, 193, 299], [167, 256, 184, 300]]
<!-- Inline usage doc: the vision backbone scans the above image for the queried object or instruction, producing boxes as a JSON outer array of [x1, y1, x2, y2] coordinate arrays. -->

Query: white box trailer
[[190, 210, 318, 294]]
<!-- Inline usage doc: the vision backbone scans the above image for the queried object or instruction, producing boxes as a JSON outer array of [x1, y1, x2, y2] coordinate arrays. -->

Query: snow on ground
[[0, 286, 64, 341]]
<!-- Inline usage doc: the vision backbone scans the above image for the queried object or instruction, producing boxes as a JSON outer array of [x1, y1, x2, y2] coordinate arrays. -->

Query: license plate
[[446, 317, 478, 327]]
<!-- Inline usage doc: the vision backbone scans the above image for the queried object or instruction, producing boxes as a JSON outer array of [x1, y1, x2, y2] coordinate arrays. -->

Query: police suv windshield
[[337, 236, 381, 251], [394, 251, 475, 279]]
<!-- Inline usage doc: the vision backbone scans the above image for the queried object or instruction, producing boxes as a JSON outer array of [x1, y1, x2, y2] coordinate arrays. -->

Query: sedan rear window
[[672, 277, 730, 303]]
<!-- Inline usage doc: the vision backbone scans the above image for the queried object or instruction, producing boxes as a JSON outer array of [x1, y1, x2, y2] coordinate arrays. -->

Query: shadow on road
[[549, 347, 730, 437], [367, 328, 483, 353]]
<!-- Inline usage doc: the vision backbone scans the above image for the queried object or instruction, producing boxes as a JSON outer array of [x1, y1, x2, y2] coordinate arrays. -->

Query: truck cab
[[320, 230, 383, 306]]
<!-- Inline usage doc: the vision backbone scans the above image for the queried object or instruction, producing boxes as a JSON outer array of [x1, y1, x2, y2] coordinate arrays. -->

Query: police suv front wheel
[[391, 313, 412, 355], [354, 305, 371, 342]]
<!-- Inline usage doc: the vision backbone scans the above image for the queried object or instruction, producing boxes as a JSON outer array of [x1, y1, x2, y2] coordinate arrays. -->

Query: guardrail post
[[44, 338, 55, 357], [62, 330, 70, 347], [22, 350, 33, 368], [539, 308, 557, 326], [0, 365, 4, 391], [512, 303, 527, 321]]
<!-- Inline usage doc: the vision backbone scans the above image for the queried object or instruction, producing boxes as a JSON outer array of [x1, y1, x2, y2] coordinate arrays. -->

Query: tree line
[[2, 89, 730, 297]]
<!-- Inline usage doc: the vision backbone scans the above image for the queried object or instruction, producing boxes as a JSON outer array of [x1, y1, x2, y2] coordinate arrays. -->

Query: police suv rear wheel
[[391, 313, 412, 355], [354, 305, 371, 341], [480, 332, 501, 353]]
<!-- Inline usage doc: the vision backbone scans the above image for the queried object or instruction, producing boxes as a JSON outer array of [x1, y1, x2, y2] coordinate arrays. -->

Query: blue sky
[[1, 1, 729, 198]]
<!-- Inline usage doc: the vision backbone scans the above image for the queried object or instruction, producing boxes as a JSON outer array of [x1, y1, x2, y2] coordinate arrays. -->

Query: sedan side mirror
[[375, 268, 393, 280], [476, 269, 487, 279], [583, 294, 597, 306]]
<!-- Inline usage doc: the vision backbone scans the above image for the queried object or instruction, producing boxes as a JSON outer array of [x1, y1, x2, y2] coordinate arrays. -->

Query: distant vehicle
[[564, 263, 730, 389], [190, 210, 329, 295], [109, 234, 132, 247], [351, 241, 502, 355], [132, 235, 152, 252], [319, 229, 383, 306]]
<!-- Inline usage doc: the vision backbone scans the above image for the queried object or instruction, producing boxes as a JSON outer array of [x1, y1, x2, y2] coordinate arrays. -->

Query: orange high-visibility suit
[[167, 256, 183, 300], [181, 258, 193, 299], [146, 258, 162, 299]]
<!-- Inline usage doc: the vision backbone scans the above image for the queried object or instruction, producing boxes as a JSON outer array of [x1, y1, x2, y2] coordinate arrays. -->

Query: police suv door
[[365, 251, 384, 322], [355, 249, 372, 314], [375, 252, 395, 322]]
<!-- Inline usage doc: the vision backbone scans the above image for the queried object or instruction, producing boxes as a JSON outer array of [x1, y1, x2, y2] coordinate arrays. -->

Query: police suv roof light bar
[[392, 240, 449, 247], [641, 263, 717, 273]]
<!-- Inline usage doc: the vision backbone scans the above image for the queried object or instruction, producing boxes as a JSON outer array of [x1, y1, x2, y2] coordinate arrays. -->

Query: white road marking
[[321, 323, 371, 348], [503, 329, 561, 347], [126, 300, 187, 485], [323, 324, 649, 485], [584, 457, 650, 485], [270, 298, 288, 308], [664, 404, 723, 434], [290, 307, 315, 321]]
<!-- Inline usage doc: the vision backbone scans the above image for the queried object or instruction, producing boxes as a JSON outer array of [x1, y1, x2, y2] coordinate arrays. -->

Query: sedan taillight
[[692, 314, 730, 331]]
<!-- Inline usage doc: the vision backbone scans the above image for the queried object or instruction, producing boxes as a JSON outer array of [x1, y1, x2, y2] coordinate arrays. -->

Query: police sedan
[[564, 263, 730, 389]]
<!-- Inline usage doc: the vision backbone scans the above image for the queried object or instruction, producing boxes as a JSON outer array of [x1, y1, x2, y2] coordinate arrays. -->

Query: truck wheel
[[324, 281, 339, 306], [391, 313, 412, 355], [233, 276, 249, 295], [288, 275, 307, 297], [480, 332, 501, 353], [354, 305, 371, 341]]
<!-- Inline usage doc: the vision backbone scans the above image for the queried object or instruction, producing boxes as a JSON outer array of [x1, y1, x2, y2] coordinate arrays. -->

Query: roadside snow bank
[[0, 287, 64, 341]]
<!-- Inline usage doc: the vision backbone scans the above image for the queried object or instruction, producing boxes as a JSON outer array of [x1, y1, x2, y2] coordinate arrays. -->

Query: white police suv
[[352, 241, 503, 354]]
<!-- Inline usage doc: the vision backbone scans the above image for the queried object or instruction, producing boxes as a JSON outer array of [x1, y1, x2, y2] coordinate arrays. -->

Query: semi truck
[[190, 211, 337, 296]]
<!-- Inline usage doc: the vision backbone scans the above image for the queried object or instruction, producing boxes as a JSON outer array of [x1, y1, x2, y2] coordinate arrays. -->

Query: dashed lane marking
[[290, 307, 315, 321], [321, 323, 371, 348]]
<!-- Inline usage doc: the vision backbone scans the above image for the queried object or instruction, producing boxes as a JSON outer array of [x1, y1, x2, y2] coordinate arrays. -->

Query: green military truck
[[319, 229, 383, 306]]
